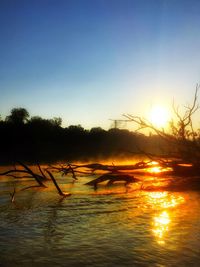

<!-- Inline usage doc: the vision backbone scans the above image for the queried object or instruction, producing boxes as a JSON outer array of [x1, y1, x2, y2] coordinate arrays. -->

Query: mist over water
[[0, 170, 200, 267]]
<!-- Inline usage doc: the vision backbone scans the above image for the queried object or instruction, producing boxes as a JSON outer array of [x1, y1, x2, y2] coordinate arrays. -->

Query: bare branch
[[46, 170, 71, 197], [17, 161, 47, 187], [37, 164, 49, 180], [124, 85, 200, 164]]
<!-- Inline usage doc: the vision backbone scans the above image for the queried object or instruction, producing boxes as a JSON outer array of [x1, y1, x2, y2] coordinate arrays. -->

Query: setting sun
[[149, 106, 170, 128]]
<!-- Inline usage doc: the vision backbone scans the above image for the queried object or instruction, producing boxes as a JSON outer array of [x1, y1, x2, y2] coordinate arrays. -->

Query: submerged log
[[85, 173, 140, 187], [82, 161, 200, 177], [80, 162, 149, 172], [48, 161, 154, 179]]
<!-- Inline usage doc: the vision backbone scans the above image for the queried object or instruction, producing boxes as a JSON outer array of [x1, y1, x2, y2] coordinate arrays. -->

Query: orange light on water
[[149, 166, 162, 173], [147, 192, 185, 209], [145, 161, 172, 174], [154, 211, 170, 225], [149, 191, 168, 199], [145, 161, 162, 174], [147, 192, 185, 245], [149, 161, 159, 165], [152, 211, 170, 244], [162, 195, 185, 208]]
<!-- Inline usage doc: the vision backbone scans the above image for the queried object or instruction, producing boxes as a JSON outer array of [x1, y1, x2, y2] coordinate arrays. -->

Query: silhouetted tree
[[90, 127, 105, 133], [6, 107, 29, 124], [67, 124, 85, 132], [29, 116, 62, 129], [50, 117, 62, 127], [29, 116, 51, 127]]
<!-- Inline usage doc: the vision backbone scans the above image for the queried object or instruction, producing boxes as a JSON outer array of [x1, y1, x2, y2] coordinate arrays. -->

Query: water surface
[[0, 171, 200, 266]]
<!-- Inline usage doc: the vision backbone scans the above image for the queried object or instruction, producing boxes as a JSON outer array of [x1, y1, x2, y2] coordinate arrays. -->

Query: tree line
[[0, 107, 172, 164]]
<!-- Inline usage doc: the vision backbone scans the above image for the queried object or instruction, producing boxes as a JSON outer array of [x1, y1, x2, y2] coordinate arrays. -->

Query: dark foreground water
[[0, 170, 200, 267]]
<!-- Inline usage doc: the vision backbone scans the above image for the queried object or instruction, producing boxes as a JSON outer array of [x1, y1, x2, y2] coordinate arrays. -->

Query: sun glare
[[147, 192, 185, 245], [149, 105, 170, 128]]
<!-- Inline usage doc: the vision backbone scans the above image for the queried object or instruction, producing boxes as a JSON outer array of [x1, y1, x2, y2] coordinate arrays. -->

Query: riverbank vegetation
[[0, 107, 171, 164]]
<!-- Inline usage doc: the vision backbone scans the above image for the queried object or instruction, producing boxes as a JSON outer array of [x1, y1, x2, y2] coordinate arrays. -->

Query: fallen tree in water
[[0, 162, 71, 201], [1, 155, 200, 202], [47, 157, 200, 178], [46, 157, 200, 191]]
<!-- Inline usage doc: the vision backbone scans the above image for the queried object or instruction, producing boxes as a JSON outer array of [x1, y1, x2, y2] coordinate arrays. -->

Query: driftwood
[[0, 162, 72, 200], [0, 162, 47, 188], [1, 157, 200, 203], [18, 161, 47, 187], [48, 157, 200, 192], [48, 163, 93, 178], [48, 161, 156, 177], [85, 173, 140, 188], [49, 159, 200, 177]]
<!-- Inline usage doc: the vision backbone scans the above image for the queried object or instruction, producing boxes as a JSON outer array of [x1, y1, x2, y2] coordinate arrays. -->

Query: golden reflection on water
[[146, 191, 185, 245], [138, 160, 173, 175], [149, 166, 162, 173], [147, 192, 185, 208], [152, 211, 170, 245]]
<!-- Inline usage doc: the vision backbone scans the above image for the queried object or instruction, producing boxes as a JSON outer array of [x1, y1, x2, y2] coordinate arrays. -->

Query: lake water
[[0, 168, 200, 267]]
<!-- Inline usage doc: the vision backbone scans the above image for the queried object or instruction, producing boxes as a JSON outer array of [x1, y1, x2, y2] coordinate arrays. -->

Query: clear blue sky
[[1, 0, 200, 129]]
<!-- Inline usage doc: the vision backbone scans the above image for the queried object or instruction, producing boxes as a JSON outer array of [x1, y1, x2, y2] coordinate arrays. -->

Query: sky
[[1, 0, 200, 129]]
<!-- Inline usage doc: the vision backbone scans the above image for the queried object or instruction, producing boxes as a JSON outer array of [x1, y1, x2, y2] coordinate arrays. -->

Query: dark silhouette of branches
[[0, 162, 47, 187], [124, 85, 200, 164], [17, 161, 47, 187], [170, 84, 199, 140], [1, 162, 72, 201], [46, 170, 71, 197]]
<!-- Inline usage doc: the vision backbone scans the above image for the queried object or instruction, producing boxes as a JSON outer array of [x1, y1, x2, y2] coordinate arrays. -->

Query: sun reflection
[[150, 161, 159, 165], [152, 211, 170, 245], [149, 166, 162, 173], [145, 161, 172, 174], [146, 191, 185, 245], [146, 161, 162, 174], [147, 192, 185, 209]]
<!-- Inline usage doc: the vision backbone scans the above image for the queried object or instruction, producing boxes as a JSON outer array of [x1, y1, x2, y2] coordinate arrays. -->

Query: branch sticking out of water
[[10, 185, 16, 203], [46, 170, 71, 198], [17, 161, 47, 187]]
